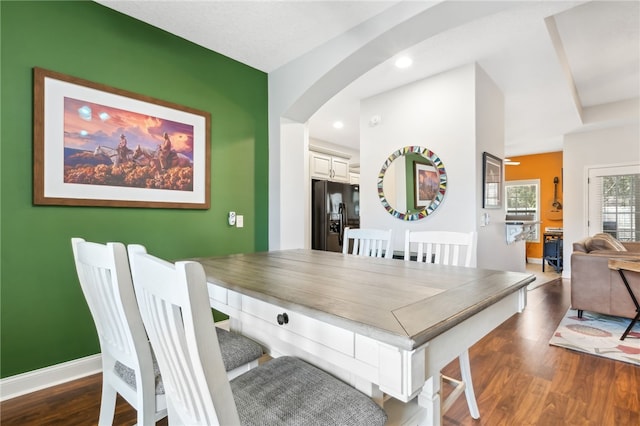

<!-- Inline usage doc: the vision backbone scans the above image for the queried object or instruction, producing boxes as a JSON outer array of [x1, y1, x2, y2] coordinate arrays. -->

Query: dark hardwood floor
[[1, 276, 638, 425]]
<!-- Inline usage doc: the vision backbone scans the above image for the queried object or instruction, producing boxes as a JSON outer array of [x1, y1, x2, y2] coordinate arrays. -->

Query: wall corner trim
[[0, 354, 101, 402]]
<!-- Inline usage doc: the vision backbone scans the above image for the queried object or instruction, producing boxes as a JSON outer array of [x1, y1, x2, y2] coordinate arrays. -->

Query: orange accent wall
[[505, 151, 563, 260]]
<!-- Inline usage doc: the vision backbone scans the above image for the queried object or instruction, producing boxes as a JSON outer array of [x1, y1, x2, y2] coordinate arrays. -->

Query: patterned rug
[[549, 309, 640, 365]]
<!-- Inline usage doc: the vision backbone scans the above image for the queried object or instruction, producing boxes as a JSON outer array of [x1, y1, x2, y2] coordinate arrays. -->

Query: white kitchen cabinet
[[309, 151, 349, 182]]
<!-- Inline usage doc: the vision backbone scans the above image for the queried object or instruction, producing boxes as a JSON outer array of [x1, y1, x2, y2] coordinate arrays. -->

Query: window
[[588, 165, 640, 241], [505, 180, 540, 241]]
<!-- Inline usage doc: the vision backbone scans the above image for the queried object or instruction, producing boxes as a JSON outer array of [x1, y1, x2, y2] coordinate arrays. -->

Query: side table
[[608, 258, 640, 341], [543, 232, 563, 273]]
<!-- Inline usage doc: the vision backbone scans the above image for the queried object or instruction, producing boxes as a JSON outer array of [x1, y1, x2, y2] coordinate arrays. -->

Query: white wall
[[360, 63, 523, 271], [361, 64, 475, 254], [267, 2, 517, 250], [267, 1, 436, 250], [475, 64, 526, 272], [563, 123, 640, 277]]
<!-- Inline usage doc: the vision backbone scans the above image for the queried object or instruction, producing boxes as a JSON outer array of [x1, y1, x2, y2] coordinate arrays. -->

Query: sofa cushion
[[585, 233, 627, 252], [572, 238, 590, 253]]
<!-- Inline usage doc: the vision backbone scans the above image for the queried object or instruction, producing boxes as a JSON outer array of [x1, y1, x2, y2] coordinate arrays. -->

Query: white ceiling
[[97, 0, 639, 157]]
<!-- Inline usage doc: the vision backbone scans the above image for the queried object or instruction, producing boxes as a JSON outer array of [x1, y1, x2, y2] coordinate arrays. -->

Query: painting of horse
[[132, 144, 160, 168], [159, 152, 192, 170], [94, 145, 133, 166], [93, 145, 117, 163], [34, 67, 210, 208]]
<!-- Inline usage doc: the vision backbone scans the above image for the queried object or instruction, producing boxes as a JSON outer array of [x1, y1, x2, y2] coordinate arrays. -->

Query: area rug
[[549, 309, 640, 365]]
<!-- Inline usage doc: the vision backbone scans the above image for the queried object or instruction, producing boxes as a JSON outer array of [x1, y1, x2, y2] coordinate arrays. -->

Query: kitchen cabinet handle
[[277, 312, 289, 325]]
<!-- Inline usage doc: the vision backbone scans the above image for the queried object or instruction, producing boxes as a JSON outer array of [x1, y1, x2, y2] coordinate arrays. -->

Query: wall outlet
[[228, 211, 236, 226]]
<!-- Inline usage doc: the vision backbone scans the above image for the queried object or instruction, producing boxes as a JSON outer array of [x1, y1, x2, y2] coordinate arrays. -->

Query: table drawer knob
[[277, 313, 289, 325]]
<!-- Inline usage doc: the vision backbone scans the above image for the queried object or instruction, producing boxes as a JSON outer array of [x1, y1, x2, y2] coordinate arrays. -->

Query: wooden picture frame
[[482, 152, 502, 209], [33, 67, 210, 209]]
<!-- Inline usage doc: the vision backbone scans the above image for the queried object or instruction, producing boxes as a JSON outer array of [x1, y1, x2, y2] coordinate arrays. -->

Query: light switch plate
[[236, 215, 244, 228]]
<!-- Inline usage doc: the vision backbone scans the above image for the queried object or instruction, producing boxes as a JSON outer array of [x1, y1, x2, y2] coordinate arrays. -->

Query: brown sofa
[[571, 233, 640, 319]]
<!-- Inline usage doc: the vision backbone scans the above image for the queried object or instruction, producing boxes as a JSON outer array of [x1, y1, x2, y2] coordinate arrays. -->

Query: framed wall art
[[33, 67, 211, 209], [482, 151, 503, 209], [413, 160, 439, 209]]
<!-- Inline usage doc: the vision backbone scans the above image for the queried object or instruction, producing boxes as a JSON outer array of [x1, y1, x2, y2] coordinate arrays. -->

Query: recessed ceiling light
[[394, 56, 413, 69], [333, 121, 344, 129]]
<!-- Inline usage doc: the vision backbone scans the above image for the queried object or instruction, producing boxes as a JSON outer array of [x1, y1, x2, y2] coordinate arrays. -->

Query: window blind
[[590, 173, 640, 241]]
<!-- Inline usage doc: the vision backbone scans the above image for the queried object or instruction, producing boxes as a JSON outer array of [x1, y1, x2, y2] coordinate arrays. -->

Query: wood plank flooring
[[440, 276, 639, 426], [1, 275, 638, 425]]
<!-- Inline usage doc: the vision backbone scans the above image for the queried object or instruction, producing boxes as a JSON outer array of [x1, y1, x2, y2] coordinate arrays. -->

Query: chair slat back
[[404, 231, 477, 267], [71, 238, 149, 370], [343, 227, 393, 258], [128, 245, 239, 426]]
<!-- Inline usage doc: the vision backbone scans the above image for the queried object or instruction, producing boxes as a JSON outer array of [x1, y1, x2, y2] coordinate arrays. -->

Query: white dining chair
[[403, 230, 480, 419], [71, 238, 167, 426], [342, 227, 393, 258], [404, 230, 476, 266], [127, 244, 388, 426], [71, 238, 263, 426]]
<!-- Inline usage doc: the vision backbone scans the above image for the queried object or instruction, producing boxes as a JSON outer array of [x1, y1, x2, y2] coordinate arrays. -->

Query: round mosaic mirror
[[377, 146, 447, 221]]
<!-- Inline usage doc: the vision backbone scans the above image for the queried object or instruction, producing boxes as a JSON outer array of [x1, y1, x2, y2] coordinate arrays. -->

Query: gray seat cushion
[[216, 327, 264, 371], [114, 356, 164, 395], [115, 328, 263, 395], [231, 356, 387, 426]]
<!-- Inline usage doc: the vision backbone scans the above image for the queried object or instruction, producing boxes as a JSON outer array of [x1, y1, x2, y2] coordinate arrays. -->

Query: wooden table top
[[193, 249, 534, 350], [608, 257, 640, 273]]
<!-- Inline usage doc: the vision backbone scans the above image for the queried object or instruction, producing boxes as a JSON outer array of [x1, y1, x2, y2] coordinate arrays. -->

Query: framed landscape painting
[[33, 67, 211, 209], [482, 151, 502, 209]]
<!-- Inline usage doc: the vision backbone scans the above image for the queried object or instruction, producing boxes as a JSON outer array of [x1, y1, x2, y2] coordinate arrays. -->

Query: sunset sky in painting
[[63, 97, 194, 159]]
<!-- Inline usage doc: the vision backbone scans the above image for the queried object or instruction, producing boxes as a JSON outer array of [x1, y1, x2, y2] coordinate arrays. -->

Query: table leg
[[518, 287, 527, 313], [417, 376, 442, 426], [618, 269, 640, 341]]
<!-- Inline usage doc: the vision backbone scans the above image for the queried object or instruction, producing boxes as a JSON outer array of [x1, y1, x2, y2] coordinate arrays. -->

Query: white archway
[[267, 1, 515, 250]]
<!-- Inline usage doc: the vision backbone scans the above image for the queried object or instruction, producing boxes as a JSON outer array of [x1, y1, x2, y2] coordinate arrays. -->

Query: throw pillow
[[585, 233, 628, 252]]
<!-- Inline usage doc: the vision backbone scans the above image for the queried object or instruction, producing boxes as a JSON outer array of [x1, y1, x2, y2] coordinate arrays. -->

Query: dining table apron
[[192, 249, 534, 426]]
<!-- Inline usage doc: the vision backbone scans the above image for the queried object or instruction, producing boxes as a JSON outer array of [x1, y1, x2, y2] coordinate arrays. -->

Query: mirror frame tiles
[[378, 146, 447, 221]]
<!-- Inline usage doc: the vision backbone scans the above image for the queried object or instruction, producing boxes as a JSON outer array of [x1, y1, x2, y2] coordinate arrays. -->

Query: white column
[[279, 120, 309, 249]]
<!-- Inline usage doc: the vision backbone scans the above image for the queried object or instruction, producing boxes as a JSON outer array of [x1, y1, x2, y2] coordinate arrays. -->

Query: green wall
[[0, 1, 269, 378]]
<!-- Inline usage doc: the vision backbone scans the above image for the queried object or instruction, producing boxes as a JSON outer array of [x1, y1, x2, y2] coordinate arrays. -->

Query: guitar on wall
[[549, 176, 563, 221]]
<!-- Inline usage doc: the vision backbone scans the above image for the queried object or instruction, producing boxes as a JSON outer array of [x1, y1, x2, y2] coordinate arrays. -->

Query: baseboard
[[527, 257, 543, 264], [0, 323, 231, 402], [0, 354, 101, 402]]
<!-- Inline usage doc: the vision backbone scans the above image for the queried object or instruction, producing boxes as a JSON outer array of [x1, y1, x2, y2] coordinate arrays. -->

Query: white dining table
[[193, 249, 534, 425]]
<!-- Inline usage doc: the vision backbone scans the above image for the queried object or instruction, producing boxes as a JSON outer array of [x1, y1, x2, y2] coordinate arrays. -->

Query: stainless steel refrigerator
[[312, 179, 360, 252]]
